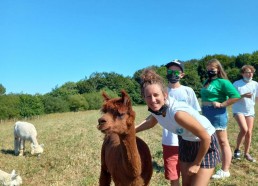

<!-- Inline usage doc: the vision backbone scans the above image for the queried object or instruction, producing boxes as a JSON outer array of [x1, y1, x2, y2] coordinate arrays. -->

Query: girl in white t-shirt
[[136, 69, 220, 186], [232, 65, 258, 162]]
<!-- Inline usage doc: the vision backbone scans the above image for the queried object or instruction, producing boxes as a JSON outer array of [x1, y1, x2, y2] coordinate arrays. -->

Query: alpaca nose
[[98, 118, 106, 125]]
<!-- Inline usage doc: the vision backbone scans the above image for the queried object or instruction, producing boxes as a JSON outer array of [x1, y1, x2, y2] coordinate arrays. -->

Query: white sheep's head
[[10, 170, 22, 186], [31, 144, 44, 155]]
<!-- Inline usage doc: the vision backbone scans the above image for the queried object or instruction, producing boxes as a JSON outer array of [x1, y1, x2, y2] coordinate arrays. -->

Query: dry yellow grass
[[0, 105, 257, 185]]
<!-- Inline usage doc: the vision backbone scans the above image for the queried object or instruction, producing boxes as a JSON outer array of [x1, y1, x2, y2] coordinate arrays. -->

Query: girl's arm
[[213, 97, 239, 108], [174, 111, 211, 174], [135, 115, 158, 133]]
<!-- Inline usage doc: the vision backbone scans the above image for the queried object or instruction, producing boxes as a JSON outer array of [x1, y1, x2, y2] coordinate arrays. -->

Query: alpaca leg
[[99, 168, 111, 186], [19, 140, 25, 156], [14, 137, 20, 155]]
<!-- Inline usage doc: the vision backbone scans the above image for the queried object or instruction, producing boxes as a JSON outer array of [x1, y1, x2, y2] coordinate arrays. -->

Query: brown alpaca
[[97, 90, 153, 186]]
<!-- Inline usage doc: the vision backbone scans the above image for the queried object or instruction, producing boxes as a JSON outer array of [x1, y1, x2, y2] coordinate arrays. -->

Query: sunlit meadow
[[0, 105, 257, 185]]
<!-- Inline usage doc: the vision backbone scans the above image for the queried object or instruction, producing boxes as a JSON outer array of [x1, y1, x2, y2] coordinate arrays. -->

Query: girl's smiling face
[[144, 84, 167, 111]]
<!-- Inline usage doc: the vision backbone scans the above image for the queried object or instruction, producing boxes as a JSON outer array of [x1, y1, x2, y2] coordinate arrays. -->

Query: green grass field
[[0, 105, 257, 185]]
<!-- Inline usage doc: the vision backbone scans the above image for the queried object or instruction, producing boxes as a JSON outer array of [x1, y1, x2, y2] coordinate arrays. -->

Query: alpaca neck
[[120, 126, 142, 177], [30, 136, 39, 146]]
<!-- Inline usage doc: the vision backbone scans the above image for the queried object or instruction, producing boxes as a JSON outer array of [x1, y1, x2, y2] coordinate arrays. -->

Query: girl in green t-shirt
[[200, 59, 240, 179]]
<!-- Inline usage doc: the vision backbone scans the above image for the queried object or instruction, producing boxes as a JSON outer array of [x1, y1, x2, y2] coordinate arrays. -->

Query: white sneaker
[[211, 169, 230, 179]]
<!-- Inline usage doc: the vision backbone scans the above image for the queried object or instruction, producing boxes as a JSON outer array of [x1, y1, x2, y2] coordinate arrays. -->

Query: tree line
[[1, 51, 258, 120]]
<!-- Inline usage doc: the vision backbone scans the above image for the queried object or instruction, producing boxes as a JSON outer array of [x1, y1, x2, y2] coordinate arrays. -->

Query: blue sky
[[1, 0, 258, 95]]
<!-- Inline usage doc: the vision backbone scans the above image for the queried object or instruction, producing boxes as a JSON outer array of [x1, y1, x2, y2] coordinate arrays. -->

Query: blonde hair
[[140, 69, 167, 97], [207, 59, 228, 79], [241, 65, 255, 73]]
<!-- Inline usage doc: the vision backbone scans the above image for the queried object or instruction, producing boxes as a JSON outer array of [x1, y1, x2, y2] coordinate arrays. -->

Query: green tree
[[67, 94, 88, 112], [43, 95, 69, 113], [0, 94, 20, 119], [211, 54, 236, 69], [235, 53, 252, 68], [78, 72, 143, 105], [83, 91, 103, 110], [50, 82, 78, 98], [182, 61, 202, 97], [0, 84, 6, 95], [127, 79, 143, 104], [228, 68, 241, 83], [250, 51, 258, 81], [19, 94, 44, 117]]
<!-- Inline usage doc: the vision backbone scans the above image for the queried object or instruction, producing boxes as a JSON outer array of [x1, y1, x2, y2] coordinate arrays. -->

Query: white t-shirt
[[153, 97, 215, 142], [232, 79, 258, 115], [162, 86, 201, 146]]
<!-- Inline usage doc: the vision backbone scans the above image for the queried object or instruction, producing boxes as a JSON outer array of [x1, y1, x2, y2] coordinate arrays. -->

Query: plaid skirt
[[179, 133, 221, 168]]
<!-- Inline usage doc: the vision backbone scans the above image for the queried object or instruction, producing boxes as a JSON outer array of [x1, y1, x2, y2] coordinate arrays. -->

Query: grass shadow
[[1, 149, 16, 156], [152, 150, 165, 173], [152, 160, 164, 173], [1, 149, 31, 156]]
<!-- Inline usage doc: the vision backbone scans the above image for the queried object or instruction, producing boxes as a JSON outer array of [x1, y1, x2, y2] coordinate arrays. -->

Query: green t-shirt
[[200, 78, 240, 102]]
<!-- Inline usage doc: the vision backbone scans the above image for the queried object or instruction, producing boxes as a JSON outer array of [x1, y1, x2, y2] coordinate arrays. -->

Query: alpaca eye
[[117, 113, 125, 118]]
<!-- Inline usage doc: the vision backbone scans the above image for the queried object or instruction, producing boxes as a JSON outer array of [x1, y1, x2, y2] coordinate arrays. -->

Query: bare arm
[[174, 111, 211, 174], [213, 97, 240, 108], [241, 92, 253, 99], [135, 115, 158, 133]]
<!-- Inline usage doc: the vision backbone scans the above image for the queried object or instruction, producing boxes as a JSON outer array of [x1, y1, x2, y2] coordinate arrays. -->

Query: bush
[[83, 92, 102, 110], [19, 94, 44, 117], [67, 94, 88, 112], [43, 96, 70, 113], [0, 94, 20, 119]]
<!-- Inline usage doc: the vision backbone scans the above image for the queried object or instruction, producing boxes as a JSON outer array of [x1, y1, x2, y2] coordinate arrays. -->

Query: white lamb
[[14, 121, 44, 156], [0, 169, 22, 186]]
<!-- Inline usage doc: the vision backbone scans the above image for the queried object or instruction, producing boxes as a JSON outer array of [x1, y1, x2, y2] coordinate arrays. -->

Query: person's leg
[[191, 168, 214, 186], [162, 145, 180, 186], [170, 180, 180, 186], [180, 161, 191, 186], [234, 114, 248, 150], [244, 116, 254, 154], [216, 130, 231, 172]]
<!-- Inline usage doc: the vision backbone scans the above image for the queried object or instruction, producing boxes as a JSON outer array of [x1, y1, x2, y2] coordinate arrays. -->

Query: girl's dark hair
[[140, 68, 167, 97]]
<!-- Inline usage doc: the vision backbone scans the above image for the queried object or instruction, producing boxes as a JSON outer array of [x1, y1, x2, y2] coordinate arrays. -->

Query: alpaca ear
[[10, 170, 17, 179], [121, 90, 130, 106], [11, 170, 16, 175], [118, 90, 132, 115], [102, 91, 110, 102]]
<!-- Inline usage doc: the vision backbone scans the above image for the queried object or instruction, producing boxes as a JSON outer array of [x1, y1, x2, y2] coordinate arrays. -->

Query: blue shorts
[[179, 134, 221, 168], [202, 106, 228, 130]]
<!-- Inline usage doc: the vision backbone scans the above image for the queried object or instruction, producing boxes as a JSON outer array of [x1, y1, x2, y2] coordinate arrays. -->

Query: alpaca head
[[98, 90, 135, 135], [31, 144, 44, 155], [10, 170, 22, 186]]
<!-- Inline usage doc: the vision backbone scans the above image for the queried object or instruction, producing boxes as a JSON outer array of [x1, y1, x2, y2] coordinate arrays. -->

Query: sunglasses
[[167, 69, 180, 76]]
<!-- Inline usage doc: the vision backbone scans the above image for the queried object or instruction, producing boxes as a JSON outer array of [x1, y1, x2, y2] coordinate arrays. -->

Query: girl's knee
[[240, 128, 248, 135], [219, 139, 230, 147]]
